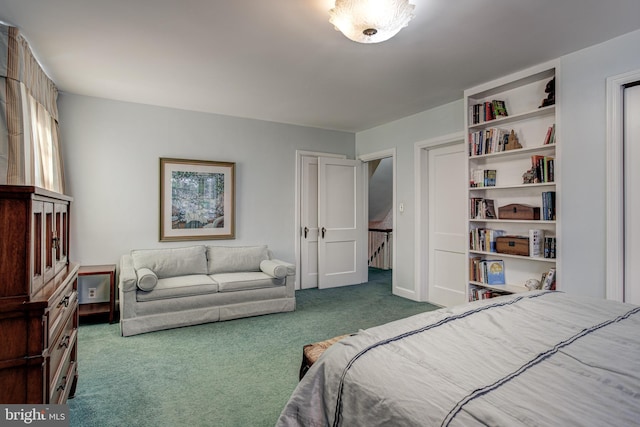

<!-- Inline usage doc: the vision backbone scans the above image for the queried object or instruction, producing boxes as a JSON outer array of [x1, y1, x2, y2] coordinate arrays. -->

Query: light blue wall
[[356, 100, 464, 298], [356, 28, 640, 300], [58, 94, 354, 267], [559, 28, 640, 297]]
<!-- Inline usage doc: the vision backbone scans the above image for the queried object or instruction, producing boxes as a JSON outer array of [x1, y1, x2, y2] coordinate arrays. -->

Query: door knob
[[321, 227, 326, 238], [304, 226, 309, 238]]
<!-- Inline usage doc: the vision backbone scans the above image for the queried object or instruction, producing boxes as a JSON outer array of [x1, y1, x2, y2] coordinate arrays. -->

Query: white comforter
[[277, 291, 640, 426]]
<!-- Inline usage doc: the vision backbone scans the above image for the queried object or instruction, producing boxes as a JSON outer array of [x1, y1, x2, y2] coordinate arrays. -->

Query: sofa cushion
[[207, 245, 269, 274], [136, 268, 158, 291], [259, 259, 287, 279], [210, 272, 284, 292], [132, 245, 208, 279], [136, 275, 218, 302]]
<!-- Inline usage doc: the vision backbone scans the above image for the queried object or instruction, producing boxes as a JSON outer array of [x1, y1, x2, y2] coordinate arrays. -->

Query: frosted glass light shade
[[329, 0, 415, 44]]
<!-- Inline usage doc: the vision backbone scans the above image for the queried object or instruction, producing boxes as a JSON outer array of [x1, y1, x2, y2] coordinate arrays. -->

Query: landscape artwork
[[160, 158, 235, 241]]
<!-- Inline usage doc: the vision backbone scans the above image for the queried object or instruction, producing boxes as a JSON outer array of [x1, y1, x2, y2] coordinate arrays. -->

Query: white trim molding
[[606, 69, 640, 301]]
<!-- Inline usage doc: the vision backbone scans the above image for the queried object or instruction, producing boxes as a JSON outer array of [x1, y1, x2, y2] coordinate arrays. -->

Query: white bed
[[277, 291, 640, 426]]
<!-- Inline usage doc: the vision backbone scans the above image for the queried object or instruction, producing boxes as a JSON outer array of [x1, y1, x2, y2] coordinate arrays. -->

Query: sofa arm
[[119, 254, 138, 292], [260, 259, 294, 279]]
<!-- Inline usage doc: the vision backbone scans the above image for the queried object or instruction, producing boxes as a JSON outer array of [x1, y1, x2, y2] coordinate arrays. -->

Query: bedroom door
[[427, 143, 467, 306], [317, 157, 366, 288], [300, 156, 320, 289]]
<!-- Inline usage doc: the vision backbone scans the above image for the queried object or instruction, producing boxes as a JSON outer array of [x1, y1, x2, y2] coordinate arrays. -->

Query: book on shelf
[[543, 124, 556, 145], [485, 260, 505, 285], [541, 191, 556, 220], [529, 229, 544, 257], [470, 198, 497, 219], [541, 267, 556, 290], [543, 236, 557, 259]]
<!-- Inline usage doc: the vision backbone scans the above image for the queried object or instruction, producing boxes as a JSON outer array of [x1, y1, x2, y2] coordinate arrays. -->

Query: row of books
[[470, 198, 497, 219], [468, 127, 512, 156], [469, 286, 506, 302], [470, 169, 496, 187], [470, 258, 506, 285], [542, 191, 556, 220], [469, 100, 508, 124], [469, 228, 505, 252], [530, 155, 554, 183]]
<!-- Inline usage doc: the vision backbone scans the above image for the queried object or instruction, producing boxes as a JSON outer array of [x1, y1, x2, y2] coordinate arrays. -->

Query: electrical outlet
[[88, 288, 97, 299]]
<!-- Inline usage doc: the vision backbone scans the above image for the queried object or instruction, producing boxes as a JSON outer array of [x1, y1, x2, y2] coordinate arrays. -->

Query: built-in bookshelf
[[465, 61, 558, 301]]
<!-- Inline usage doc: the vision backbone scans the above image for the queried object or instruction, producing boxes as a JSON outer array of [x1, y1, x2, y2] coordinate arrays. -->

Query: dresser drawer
[[49, 280, 77, 342], [49, 301, 77, 386], [50, 353, 77, 404]]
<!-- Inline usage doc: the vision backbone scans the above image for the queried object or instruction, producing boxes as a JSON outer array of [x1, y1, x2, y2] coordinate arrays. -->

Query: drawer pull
[[56, 376, 67, 392], [58, 295, 71, 308], [59, 335, 71, 349]]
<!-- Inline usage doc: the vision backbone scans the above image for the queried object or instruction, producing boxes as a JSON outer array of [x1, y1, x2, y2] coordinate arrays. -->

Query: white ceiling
[[2, 0, 640, 132]]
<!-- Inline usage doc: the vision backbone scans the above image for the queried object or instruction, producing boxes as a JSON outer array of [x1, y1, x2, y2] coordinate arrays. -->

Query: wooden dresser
[[0, 186, 79, 403]]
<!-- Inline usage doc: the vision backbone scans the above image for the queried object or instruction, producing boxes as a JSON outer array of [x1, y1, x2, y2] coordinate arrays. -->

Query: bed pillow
[[260, 259, 287, 279], [131, 245, 208, 279], [136, 268, 158, 291], [207, 245, 269, 274]]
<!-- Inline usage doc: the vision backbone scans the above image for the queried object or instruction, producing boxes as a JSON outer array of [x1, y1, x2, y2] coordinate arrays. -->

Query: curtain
[[0, 24, 65, 193]]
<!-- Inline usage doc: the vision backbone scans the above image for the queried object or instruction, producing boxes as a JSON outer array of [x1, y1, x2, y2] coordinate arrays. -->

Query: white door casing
[[427, 143, 467, 306], [624, 83, 640, 304], [317, 157, 365, 288], [300, 156, 319, 289]]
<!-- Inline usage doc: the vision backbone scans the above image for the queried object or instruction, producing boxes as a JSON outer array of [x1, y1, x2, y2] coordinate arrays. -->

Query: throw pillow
[[207, 245, 269, 274], [136, 268, 158, 291], [131, 245, 208, 278]]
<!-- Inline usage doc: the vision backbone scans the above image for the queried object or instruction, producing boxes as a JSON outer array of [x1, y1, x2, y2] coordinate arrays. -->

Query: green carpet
[[68, 269, 438, 427]]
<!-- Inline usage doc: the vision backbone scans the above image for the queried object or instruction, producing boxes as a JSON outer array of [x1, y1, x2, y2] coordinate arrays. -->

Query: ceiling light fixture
[[329, 0, 415, 44]]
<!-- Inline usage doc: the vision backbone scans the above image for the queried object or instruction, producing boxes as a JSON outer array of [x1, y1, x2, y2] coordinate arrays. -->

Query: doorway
[[295, 151, 367, 290], [360, 149, 397, 293]]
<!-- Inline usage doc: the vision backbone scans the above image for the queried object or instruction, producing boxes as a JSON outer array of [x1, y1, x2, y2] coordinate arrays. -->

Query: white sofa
[[118, 245, 295, 336]]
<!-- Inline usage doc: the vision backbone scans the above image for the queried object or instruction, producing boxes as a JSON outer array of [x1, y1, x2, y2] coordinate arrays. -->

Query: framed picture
[[160, 158, 235, 241]]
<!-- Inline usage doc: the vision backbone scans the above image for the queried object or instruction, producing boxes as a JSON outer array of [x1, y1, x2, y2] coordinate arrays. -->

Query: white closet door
[[624, 84, 640, 304], [428, 143, 467, 306]]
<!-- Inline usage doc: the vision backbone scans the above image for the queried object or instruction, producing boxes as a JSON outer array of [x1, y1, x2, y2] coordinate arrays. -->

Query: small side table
[[78, 264, 117, 324]]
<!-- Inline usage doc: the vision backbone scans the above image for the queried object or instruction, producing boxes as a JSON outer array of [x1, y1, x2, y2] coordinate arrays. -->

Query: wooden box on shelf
[[498, 203, 540, 220], [496, 236, 530, 256]]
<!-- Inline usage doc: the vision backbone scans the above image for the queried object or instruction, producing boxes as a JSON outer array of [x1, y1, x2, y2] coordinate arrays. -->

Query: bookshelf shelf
[[469, 250, 556, 263], [469, 219, 556, 225], [469, 182, 556, 191], [468, 105, 555, 131], [469, 281, 528, 294], [465, 61, 558, 302]]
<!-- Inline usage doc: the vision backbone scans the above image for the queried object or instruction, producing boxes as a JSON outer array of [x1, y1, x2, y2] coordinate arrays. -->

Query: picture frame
[[160, 157, 235, 241]]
